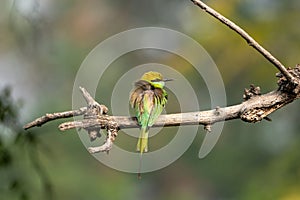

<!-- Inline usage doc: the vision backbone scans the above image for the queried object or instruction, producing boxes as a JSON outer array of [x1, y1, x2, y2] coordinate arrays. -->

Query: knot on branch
[[214, 106, 221, 115], [204, 124, 212, 132], [240, 100, 283, 123], [276, 64, 300, 94], [87, 129, 102, 142], [243, 84, 261, 101], [240, 108, 266, 123]]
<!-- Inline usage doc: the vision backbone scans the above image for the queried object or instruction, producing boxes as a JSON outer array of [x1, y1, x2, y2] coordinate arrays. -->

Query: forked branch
[[24, 66, 300, 153], [24, 2, 300, 154]]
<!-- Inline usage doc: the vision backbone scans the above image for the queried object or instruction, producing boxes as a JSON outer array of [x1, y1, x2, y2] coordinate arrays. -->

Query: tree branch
[[190, 0, 297, 84], [23, 107, 87, 130], [56, 84, 299, 132], [24, 65, 300, 153], [23, 2, 300, 154]]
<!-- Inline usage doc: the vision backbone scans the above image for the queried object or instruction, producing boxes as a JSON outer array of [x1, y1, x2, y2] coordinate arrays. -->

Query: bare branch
[[24, 63, 300, 153], [23, 107, 87, 130], [23, 0, 300, 155], [25, 65, 300, 133], [190, 0, 297, 84], [57, 88, 298, 132]]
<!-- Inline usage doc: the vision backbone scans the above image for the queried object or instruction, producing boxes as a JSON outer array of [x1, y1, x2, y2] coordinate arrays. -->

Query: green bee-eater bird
[[130, 71, 172, 155]]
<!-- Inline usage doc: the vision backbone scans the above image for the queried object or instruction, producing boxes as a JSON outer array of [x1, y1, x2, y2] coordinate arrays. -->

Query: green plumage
[[130, 71, 169, 154]]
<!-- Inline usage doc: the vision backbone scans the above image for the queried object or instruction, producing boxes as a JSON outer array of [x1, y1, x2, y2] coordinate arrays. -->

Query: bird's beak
[[163, 78, 173, 82]]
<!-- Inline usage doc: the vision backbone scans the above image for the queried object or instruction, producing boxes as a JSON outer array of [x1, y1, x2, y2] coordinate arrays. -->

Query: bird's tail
[[137, 127, 149, 179], [136, 127, 149, 154]]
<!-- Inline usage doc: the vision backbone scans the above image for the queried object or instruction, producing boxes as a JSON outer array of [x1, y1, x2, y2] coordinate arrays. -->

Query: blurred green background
[[1, 0, 300, 199]]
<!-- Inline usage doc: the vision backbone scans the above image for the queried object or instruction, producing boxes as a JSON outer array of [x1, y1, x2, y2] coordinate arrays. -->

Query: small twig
[[88, 121, 119, 154], [79, 86, 108, 116], [190, 0, 296, 84], [23, 107, 87, 130]]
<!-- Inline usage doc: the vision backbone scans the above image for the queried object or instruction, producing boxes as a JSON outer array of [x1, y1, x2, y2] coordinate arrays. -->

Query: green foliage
[[0, 87, 52, 200]]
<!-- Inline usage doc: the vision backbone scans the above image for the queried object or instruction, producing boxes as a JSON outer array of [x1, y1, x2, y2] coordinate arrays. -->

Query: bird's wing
[[147, 96, 163, 126], [147, 89, 167, 126], [138, 90, 154, 128]]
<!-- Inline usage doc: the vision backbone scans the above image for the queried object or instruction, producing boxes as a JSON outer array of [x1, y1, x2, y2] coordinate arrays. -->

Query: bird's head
[[141, 71, 173, 88]]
